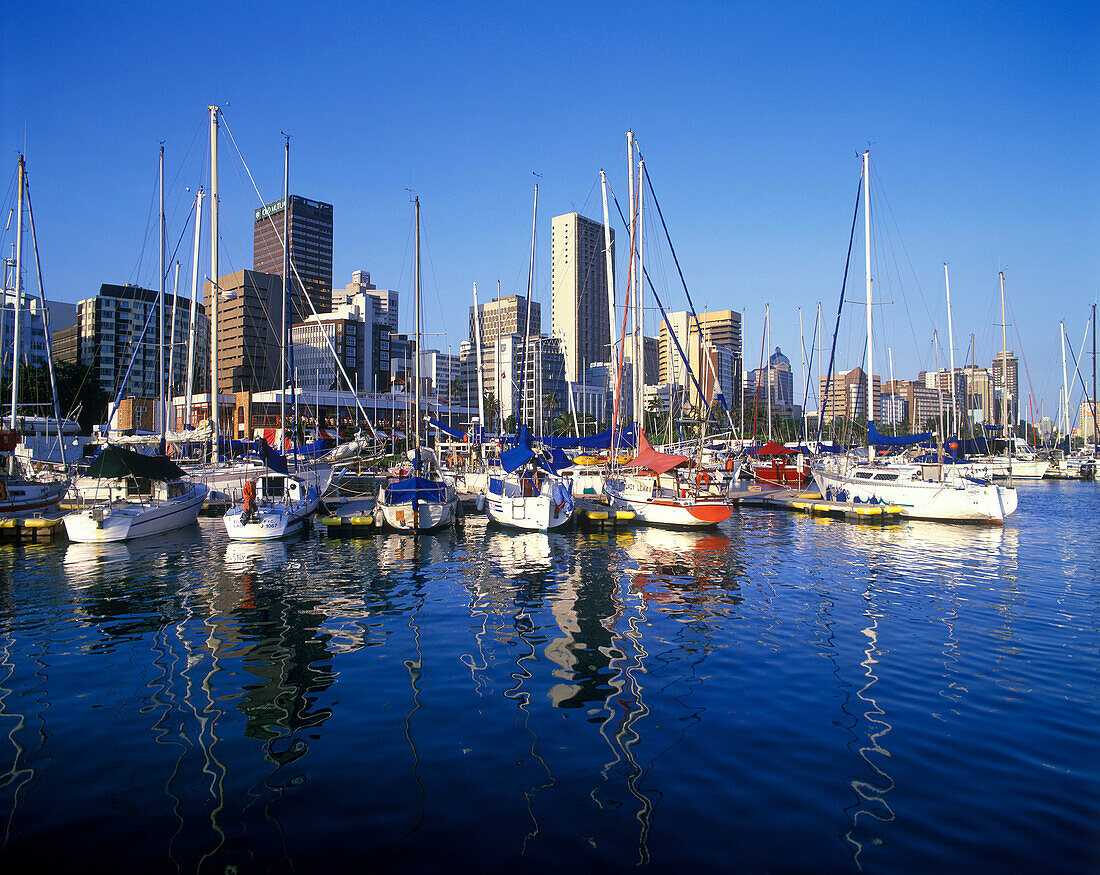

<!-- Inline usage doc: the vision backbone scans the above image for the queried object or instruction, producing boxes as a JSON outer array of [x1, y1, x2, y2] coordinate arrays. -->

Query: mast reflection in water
[[0, 480, 1096, 872]]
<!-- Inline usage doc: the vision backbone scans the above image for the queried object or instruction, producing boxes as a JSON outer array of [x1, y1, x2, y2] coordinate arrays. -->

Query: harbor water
[[0, 480, 1097, 871]]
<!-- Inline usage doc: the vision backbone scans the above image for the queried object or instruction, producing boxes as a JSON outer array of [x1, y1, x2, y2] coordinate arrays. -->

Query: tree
[[3, 360, 108, 433]]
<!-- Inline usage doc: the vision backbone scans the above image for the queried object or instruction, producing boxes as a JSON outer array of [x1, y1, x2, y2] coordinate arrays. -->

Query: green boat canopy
[[85, 444, 187, 481]]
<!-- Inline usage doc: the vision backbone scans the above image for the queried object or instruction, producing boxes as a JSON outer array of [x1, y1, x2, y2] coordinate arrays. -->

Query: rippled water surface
[[1, 480, 1097, 872]]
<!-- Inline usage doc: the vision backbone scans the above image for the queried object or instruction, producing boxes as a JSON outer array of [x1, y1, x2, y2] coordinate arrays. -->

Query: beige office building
[[205, 270, 282, 394], [821, 367, 880, 422], [550, 212, 613, 382]]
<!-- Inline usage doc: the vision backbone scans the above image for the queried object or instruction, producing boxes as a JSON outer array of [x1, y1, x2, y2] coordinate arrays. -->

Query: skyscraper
[[991, 349, 1019, 426], [659, 309, 742, 411], [550, 212, 613, 382], [253, 195, 334, 319]]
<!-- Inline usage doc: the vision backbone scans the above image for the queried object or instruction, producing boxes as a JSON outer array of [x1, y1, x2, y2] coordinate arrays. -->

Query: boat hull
[[0, 477, 67, 516], [812, 466, 1016, 523], [63, 484, 209, 542], [376, 497, 457, 533], [604, 476, 731, 528], [224, 497, 320, 540]]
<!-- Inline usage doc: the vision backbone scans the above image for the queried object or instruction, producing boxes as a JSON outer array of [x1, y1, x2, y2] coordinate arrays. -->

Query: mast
[[184, 188, 203, 424], [495, 279, 501, 432], [208, 105, 220, 463], [167, 261, 180, 429], [1060, 321, 1069, 442], [1093, 302, 1098, 456], [944, 263, 958, 438], [521, 182, 538, 429], [599, 170, 616, 443], [766, 304, 772, 441], [799, 307, 807, 440], [23, 161, 67, 468], [9, 155, 25, 431], [158, 145, 166, 444], [634, 155, 645, 431], [888, 347, 896, 437], [473, 282, 485, 441], [999, 271, 1011, 481], [863, 150, 874, 457], [414, 196, 421, 457], [280, 134, 290, 453], [627, 132, 636, 432]]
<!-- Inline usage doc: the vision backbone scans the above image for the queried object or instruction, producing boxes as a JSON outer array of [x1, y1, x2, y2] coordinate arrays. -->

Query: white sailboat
[[375, 196, 459, 533], [63, 445, 208, 542], [811, 151, 1018, 523], [223, 472, 319, 540]]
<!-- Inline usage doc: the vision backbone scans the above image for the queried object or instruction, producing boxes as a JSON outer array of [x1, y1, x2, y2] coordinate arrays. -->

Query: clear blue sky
[[3, 1, 1097, 422]]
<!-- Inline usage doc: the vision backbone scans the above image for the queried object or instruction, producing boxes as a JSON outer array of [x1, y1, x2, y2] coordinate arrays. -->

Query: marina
[[0, 478, 1096, 871]]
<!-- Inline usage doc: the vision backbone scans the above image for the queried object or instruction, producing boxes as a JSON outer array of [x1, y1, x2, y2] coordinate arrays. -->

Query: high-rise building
[[991, 349, 1019, 426], [333, 270, 399, 332], [205, 270, 282, 394], [820, 367, 880, 422], [659, 309, 742, 412], [3, 258, 77, 369], [253, 195, 334, 319], [882, 379, 938, 429], [291, 314, 364, 393], [77, 283, 209, 403], [745, 347, 794, 414], [551, 213, 613, 382], [464, 295, 541, 413]]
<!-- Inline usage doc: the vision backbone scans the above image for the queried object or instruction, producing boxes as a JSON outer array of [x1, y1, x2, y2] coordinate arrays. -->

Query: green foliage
[[2, 360, 108, 433]]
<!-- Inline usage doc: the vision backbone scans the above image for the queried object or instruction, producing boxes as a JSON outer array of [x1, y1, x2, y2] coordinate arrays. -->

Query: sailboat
[[224, 133, 323, 541], [374, 196, 459, 533], [485, 425, 576, 531], [0, 154, 70, 516], [63, 444, 208, 542], [811, 151, 1018, 523]]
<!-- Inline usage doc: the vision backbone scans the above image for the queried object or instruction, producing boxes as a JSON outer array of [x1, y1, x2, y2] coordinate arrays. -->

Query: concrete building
[[2, 259, 78, 369], [77, 283, 209, 402], [820, 367, 880, 422], [659, 309, 742, 413], [550, 212, 613, 382], [991, 349, 1019, 426], [419, 348, 461, 400], [205, 270, 281, 395], [291, 314, 364, 393], [961, 365, 997, 427], [745, 347, 794, 415], [464, 295, 541, 417], [881, 394, 908, 426], [333, 270, 398, 332], [253, 195, 334, 318], [882, 379, 938, 430]]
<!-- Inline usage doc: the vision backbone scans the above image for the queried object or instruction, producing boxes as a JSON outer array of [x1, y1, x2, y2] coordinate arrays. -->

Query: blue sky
[[3, 1, 1097, 421]]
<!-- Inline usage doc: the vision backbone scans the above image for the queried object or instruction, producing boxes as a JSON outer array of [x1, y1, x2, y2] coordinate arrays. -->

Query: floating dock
[[0, 510, 67, 542], [318, 497, 377, 535], [734, 486, 903, 522], [576, 498, 636, 527]]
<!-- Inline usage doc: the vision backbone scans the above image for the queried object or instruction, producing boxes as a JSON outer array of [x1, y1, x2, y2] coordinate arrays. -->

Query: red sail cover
[[627, 431, 689, 475], [754, 441, 794, 456]]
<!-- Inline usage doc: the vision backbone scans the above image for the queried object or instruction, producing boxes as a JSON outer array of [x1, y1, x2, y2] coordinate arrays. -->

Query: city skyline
[[2, 2, 1096, 422]]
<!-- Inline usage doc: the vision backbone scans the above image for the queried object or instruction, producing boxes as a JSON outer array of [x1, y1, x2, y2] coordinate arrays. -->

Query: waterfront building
[[464, 295, 541, 417], [253, 195, 334, 318], [745, 347, 794, 415], [659, 309, 742, 413], [77, 283, 209, 402], [882, 379, 938, 430], [991, 349, 1019, 426], [419, 348, 460, 400], [1, 264, 77, 370], [333, 270, 398, 332], [820, 367, 880, 422], [550, 212, 614, 382], [291, 314, 364, 393], [961, 365, 997, 427], [1077, 400, 1097, 442], [881, 394, 908, 426], [205, 270, 281, 394]]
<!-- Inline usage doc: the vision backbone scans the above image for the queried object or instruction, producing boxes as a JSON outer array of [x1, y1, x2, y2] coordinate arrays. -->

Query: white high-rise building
[[551, 212, 613, 383]]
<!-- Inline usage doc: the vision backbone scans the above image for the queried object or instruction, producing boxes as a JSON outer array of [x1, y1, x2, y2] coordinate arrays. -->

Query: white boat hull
[[224, 497, 319, 540], [812, 464, 1017, 523], [484, 481, 576, 532], [63, 483, 209, 542], [376, 496, 457, 533], [0, 477, 67, 516], [604, 475, 732, 528]]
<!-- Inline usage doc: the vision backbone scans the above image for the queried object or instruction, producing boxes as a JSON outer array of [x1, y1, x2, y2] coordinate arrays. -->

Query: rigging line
[[872, 174, 930, 366], [817, 168, 863, 444], [607, 186, 710, 425], [639, 157, 733, 425], [128, 158, 162, 287]]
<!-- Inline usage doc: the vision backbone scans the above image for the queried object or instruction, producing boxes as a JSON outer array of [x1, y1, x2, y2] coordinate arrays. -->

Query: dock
[[0, 510, 67, 542], [733, 485, 904, 522], [576, 497, 636, 527]]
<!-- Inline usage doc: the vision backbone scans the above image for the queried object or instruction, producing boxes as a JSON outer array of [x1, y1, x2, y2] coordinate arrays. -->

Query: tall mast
[[599, 170, 616, 440], [944, 263, 958, 438], [999, 271, 1011, 481], [799, 307, 807, 440], [627, 131, 636, 431], [766, 304, 773, 441], [634, 156, 645, 431], [1093, 302, 1098, 456], [888, 346, 896, 437], [184, 188, 203, 423], [495, 279, 501, 431], [280, 134, 290, 451], [472, 282, 485, 439], [414, 196, 421, 456], [167, 262, 180, 429], [208, 105, 220, 463], [158, 145, 166, 444], [9, 155, 24, 430], [522, 182, 538, 429], [1060, 321, 1069, 441], [863, 150, 874, 456]]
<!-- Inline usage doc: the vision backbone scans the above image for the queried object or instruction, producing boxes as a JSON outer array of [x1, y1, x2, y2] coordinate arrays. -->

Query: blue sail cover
[[384, 476, 449, 504], [428, 417, 473, 441], [294, 438, 329, 459], [868, 422, 933, 448], [252, 438, 289, 474], [501, 425, 536, 473], [539, 422, 637, 450]]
